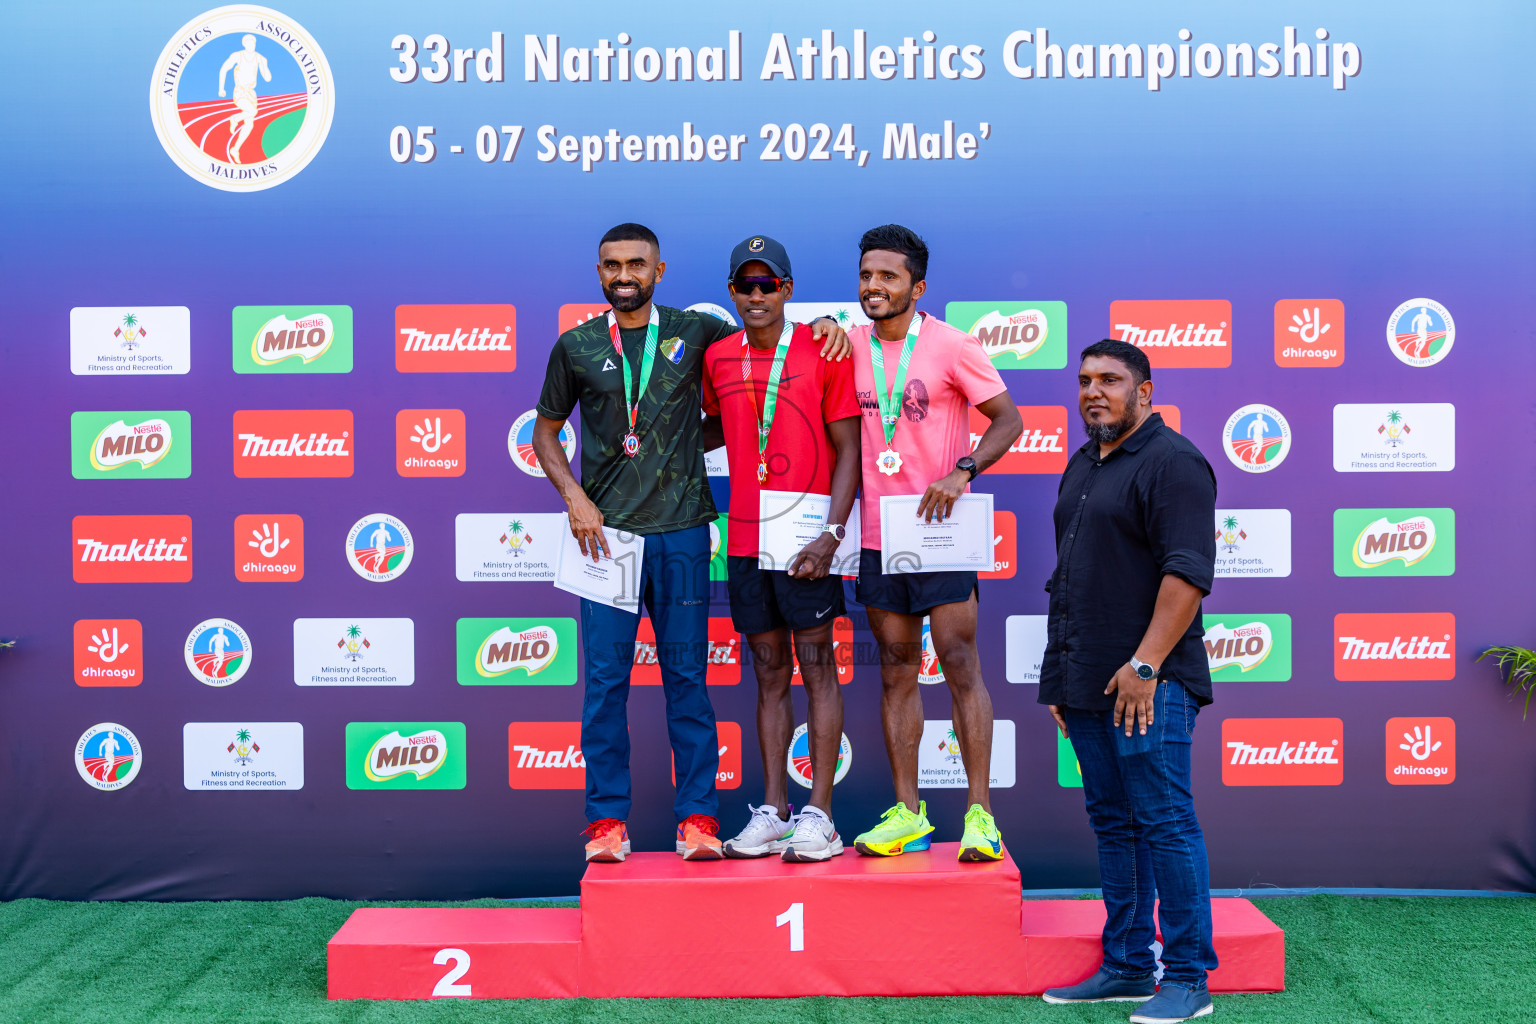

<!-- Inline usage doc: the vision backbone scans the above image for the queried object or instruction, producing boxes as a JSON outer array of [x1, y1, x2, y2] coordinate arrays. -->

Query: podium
[[328, 845, 1283, 999]]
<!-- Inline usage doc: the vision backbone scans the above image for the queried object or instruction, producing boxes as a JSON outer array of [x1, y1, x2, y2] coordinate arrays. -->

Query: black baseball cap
[[729, 235, 792, 279]]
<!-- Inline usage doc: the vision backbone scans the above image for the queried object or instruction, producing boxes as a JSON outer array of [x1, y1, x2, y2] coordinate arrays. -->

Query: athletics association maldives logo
[[184, 618, 252, 686], [150, 6, 335, 192], [787, 724, 853, 788], [76, 723, 143, 791], [508, 410, 576, 477], [1387, 298, 1455, 367], [346, 514, 414, 581], [1223, 404, 1291, 473]]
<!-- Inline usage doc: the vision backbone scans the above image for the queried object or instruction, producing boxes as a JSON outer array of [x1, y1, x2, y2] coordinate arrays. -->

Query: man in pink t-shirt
[[846, 224, 1023, 864]]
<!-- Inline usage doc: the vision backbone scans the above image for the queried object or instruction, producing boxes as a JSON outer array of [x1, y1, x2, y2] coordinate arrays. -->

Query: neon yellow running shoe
[[853, 801, 935, 856], [958, 803, 1003, 862]]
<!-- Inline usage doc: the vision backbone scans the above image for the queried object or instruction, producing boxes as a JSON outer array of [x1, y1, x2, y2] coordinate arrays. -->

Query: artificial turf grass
[[0, 895, 1529, 1023]]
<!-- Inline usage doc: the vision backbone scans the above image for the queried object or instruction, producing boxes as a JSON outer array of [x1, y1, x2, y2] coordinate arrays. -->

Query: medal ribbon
[[868, 312, 923, 449], [741, 319, 796, 476], [606, 306, 660, 438]]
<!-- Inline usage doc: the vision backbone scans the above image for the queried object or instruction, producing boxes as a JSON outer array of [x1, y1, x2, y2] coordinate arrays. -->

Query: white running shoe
[[781, 806, 843, 862], [722, 803, 795, 858]]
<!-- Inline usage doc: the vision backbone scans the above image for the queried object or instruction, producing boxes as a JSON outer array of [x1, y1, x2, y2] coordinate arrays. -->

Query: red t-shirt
[[702, 323, 861, 557]]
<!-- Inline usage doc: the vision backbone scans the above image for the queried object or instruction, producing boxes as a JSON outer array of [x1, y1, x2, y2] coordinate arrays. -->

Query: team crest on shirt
[[661, 337, 685, 364]]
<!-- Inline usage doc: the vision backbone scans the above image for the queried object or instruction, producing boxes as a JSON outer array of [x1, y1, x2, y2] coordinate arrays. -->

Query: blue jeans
[[1063, 680, 1218, 989], [580, 524, 719, 824]]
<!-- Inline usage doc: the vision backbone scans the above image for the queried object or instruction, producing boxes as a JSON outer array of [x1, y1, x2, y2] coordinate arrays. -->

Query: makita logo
[[395, 304, 518, 372], [1339, 636, 1448, 660], [1221, 718, 1343, 786], [507, 722, 586, 789], [72, 515, 193, 583], [1226, 739, 1339, 766], [232, 410, 354, 478], [633, 617, 742, 685], [1354, 515, 1435, 568], [512, 743, 585, 769], [399, 327, 511, 352], [971, 406, 1068, 474], [1108, 300, 1233, 368], [1334, 613, 1455, 681]]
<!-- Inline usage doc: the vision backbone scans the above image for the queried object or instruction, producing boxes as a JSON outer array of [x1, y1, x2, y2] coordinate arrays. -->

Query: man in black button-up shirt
[[1039, 339, 1220, 1023]]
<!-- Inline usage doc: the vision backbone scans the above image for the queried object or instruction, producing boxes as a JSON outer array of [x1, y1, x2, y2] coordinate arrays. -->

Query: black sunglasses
[[730, 275, 786, 295]]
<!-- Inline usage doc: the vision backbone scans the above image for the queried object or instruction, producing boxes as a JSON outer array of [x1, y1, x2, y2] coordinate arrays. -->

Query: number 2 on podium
[[775, 902, 804, 952], [432, 948, 471, 997]]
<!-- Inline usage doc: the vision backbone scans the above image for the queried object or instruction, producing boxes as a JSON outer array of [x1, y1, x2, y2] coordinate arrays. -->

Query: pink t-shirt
[[851, 312, 1009, 551]]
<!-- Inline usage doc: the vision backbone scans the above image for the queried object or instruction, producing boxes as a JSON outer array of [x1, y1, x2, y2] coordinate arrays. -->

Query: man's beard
[[603, 280, 654, 313], [1083, 405, 1139, 444], [862, 291, 912, 321]]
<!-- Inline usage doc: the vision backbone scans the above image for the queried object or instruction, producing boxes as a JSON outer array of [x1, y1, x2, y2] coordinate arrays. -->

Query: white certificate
[[879, 493, 994, 574], [757, 490, 862, 576], [553, 515, 645, 611]]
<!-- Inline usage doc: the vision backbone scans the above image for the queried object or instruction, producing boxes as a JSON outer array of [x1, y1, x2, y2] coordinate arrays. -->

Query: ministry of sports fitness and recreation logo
[[184, 617, 252, 686], [787, 724, 852, 788], [508, 410, 576, 477], [1222, 404, 1291, 473], [1386, 298, 1455, 367], [150, 6, 335, 192], [345, 513, 414, 582], [76, 723, 143, 791]]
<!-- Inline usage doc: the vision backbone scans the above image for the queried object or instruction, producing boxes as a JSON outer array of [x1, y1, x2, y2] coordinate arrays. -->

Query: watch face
[[1137, 664, 1156, 679]]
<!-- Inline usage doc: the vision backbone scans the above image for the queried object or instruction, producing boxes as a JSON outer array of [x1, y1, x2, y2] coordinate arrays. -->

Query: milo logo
[[1205, 621, 1272, 672], [1202, 614, 1292, 682], [945, 300, 1068, 369], [970, 308, 1049, 360], [365, 728, 447, 782], [71, 411, 191, 480], [477, 624, 558, 678], [232, 305, 353, 374], [1354, 515, 1436, 568], [252, 312, 335, 365]]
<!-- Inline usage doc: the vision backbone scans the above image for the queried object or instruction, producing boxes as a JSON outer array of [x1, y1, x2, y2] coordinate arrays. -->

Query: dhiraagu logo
[[1203, 614, 1292, 682], [71, 411, 191, 479], [1334, 508, 1455, 577], [456, 618, 577, 685], [233, 305, 353, 373], [946, 301, 1068, 369], [346, 722, 465, 789]]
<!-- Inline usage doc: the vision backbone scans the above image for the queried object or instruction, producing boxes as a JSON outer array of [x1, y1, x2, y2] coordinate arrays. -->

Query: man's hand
[[1048, 705, 1069, 739], [567, 490, 610, 561], [1105, 663, 1157, 737], [810, 317, 851, 361], [788, 533, 838, 579], [916, 468, 969, 522]]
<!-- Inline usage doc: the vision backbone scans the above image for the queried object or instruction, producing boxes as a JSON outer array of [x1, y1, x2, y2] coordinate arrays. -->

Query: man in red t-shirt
[[702, 235, 861, 863]]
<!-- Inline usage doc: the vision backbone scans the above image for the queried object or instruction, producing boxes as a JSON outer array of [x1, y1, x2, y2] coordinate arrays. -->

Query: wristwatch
[[1130, 656, 1158, 680], [956, 456, 979, 481], [822, 522, 847, 542]]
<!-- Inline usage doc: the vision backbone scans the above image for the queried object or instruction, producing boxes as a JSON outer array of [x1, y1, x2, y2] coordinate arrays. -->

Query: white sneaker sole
[[1129, 1002, 1214, 1023], [585, 840, 632, 863], [723, 838, 790, 858], [1041, 993, 1152, 1004], [781, 836, 844, 862]]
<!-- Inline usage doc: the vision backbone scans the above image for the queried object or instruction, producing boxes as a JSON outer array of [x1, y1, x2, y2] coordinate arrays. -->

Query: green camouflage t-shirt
[[537, 305, 735, 535]]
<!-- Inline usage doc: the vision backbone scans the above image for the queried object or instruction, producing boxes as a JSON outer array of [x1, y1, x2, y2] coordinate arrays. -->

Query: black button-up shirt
[[1038, 413, 1218, 711]]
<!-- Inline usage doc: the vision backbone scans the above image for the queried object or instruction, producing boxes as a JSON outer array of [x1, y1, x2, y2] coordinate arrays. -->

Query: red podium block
[[1019, 898, 1284, 994], [327, 907, 580, 999], [579, 843, 1025, 997]]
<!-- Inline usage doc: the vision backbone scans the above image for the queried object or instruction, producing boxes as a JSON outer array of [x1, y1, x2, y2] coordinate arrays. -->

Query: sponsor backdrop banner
[[1, 0, 1531, 898]]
